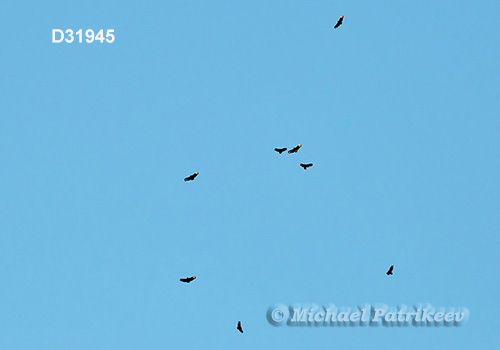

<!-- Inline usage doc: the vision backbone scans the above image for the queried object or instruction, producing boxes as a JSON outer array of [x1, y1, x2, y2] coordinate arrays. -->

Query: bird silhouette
[[184, 172, 199, 181], [300, 163, 313, 170], [237, 321, 244, 333], [274, 147, 287, 154], [386, 266, 394, 275], [180, 276, 196, 283], [334, 15, 344, 29], [288, 144, 302, 154]]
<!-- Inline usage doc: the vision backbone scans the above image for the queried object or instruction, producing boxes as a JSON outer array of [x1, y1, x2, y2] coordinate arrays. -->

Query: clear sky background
[[1, 0, 499, 349]]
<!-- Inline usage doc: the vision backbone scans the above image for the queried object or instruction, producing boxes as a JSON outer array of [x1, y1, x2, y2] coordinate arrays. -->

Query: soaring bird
[[180, 276, 196, 283], [288, 144, 302, 154], [184, 172, 199, 181], [334, 15, 344, 29], [237, 321, 244, 333], [274, 147, 287, 154], [300, 163, 313, 170], [386, 265, 394, 275]]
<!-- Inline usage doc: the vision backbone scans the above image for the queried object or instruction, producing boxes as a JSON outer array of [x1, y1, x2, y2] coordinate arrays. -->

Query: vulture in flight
[[180, 276, 196, 283], [274, 147, 287, 154], [386, 265, 394, 276], [237, 321, 244, 333], [300, 163, 313, 170], [334, 15, 344, 29], [184, 172, 199, 181], [288, 144, 302, 154]]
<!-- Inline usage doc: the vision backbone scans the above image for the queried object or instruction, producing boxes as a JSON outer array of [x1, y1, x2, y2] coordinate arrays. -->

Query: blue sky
[[1, 0, 499, 349]]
